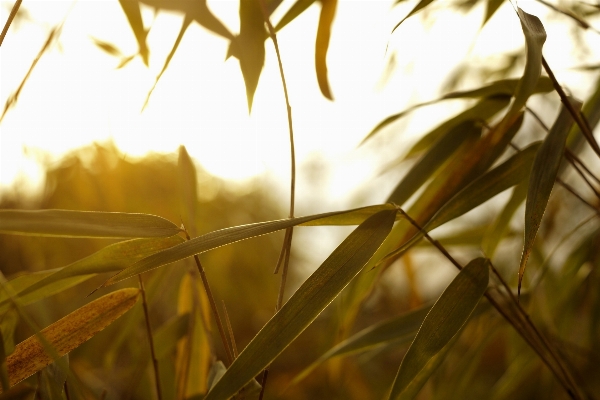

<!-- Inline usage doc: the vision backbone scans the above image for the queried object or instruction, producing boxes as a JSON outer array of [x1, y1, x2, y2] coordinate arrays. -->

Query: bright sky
[[0, 0, 593, 205]]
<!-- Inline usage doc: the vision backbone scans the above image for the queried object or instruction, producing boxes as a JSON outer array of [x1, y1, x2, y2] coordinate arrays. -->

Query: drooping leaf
[[0, 236, 183, 310], [502, 8, 546, 124], [293, 303, 432, 385], [101, 205, 397, 286], [388, 258, 489, 399], [391, 0, 435, 34], [231, 0, 266, 112], [0, 209, 181, 238], [274, 0, 317, 32], [315, 0, 337, 100], [388, 120, 481, 206], [204, 210, 396, 399], [3, 288, 139, 391], [118, 0, 149, 65], [518, 99, 581, 296]]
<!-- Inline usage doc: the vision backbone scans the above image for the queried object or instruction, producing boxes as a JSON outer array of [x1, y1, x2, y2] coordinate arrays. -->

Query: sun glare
[[0, 0, 552, 200]]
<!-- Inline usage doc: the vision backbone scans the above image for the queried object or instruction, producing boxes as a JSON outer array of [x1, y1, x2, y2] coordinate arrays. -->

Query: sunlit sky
[[0, 0, 595, 206]]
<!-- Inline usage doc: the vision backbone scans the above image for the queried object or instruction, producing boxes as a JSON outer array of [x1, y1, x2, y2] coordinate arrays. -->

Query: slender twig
[[257, 1, 297, 398], [566, 149, 600, 186], [0, 0, 22, 46], [557, 177, 600, 214], [138, 275, 162, 400], [221, 301, 238, 359], [542, 57, 600, 159], [183, 230, 233, 364], [395, 206, 582, 399]]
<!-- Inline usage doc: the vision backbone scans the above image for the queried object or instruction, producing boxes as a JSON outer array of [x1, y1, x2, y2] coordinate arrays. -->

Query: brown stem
[[184, 231, 233, 365], [138, 275, 162, 400], [0, 0, 22, 46], [542, 57, 600, 159], [221, 301, 238, 359]]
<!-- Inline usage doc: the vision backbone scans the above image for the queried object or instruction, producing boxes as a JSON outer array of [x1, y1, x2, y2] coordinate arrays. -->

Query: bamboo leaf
[[315, 0, 337, 100], [503, 8, 546, 122], [0, 236, 183, 310], [518, 99, 581, 296], [118, 0, 149, 65], [293, 303, 432, 385], [428, 141, 541, 230], [204, 209, 396, 400], [388, 121, 481, 206], [0, 209, 181, 238], [391, 0, 434, 34], [3, 288, 139, 391], [274, 0, 317, 31], [388, 258, 489, 399], [101, 206, 397, 286]]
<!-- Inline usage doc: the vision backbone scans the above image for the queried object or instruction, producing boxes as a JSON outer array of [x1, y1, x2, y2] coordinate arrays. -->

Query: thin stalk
[[257, 1, 297, 398], [221, 301, 238, 359], [0, 0, 21, 46], [138, 275, 162, 400], [557, 177, 600, 215], [396, 206, 582, 399], [566, 149, 600, 186], [183, 231, 233, 365], [542, 56, 600, 159], [64, 381, 71, 400]]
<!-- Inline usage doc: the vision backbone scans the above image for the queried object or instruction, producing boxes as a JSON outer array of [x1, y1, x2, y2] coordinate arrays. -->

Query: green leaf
[[118, 0, 149, 65], [3, 288, 139, 391], [388, 258, 489, 399], [0, 236, 184, 310], [204, 209, 396, 400], [429, 141, 541, 230], [502, 8, 546, 124], [275, 0, 317, 32], [101, 206, 397, 286], [0, 209, 181, 238], [391, 0, 435, 34], [153, 313, 190, 360], [518, 99, 581, 296], [388, 121, 481, 206], [300, 204, 400, 226], [293, 303, 432, 385], [315, 0, 337, 100]]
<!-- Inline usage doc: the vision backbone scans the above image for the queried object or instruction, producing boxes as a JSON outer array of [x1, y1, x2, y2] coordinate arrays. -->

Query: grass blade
[[274, 0, 316, 31], [204, 209, 396, 399], [391, 0, 434, 34], [0, 209, 181, 238], [518, 99, 581, 296], [101, 206, 397, 286], [388, 258, 489, 399], [315, 0, 337, 100], [3, 288, 139, 391], [118, 0, 148, 65], [0, 236, 183, 310]]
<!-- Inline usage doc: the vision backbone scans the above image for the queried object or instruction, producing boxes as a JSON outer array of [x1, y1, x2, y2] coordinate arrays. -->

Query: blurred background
[[1, 0, 600, 399]]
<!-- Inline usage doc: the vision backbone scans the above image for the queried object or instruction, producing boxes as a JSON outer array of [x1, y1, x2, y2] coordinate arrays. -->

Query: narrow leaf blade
[[518, 99, 581, 295], [204, 209, 397, 400], [389, 258, 489, 399], [4, 288, 139, 391], [315, 0, 337, 100], [0, 209, 180, 238]]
